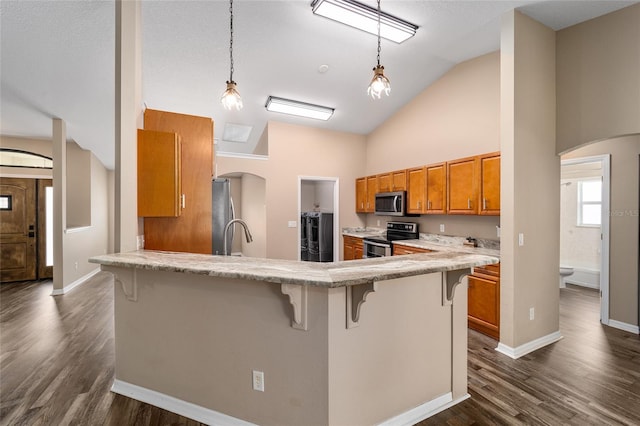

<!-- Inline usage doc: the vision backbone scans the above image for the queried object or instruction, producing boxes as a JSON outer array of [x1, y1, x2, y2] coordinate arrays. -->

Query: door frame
[[298, 176, 340, 262], [561, 154, 611, 325]]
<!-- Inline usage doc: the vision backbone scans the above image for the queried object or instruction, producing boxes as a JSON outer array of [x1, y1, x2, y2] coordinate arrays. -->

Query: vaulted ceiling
[[1, 1, 636, 169]]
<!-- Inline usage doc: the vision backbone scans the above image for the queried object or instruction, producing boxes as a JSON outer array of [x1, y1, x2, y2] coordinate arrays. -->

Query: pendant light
[[221, 0, 243, 110], [367, 0, 390, 99]]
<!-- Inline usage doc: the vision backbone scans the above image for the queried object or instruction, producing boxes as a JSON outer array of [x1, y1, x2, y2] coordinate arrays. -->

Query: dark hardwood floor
[[1, 276, 639, 425]]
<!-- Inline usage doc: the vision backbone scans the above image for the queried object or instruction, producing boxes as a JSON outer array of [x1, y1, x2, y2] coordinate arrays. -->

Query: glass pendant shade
[[367, 65, 390, 99], [221, 81, 243, 110]]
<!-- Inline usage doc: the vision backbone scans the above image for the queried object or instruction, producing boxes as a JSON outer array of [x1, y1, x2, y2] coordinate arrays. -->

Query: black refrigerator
[[304, 212, 333, 262]]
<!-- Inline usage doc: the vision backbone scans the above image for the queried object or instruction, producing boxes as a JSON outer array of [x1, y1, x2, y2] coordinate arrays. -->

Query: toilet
[[559, 266, 574, 288]]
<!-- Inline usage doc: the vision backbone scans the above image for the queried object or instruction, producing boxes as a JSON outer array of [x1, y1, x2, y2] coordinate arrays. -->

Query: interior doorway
[[298, 176, 339, 262], [560, 155, 611, 325]]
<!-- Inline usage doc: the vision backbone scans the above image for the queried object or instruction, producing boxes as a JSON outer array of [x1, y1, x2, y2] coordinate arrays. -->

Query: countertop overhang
[[89, 249, 499, 288]]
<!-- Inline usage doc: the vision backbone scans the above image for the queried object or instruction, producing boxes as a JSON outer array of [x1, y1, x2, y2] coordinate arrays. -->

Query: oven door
[[363, 239, 391, 258]]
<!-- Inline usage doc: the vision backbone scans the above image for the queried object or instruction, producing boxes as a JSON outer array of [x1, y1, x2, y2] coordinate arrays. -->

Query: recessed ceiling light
[[318, 64, 330, 73], [311, 0, 418, 44], [265, 96, 334, 121]]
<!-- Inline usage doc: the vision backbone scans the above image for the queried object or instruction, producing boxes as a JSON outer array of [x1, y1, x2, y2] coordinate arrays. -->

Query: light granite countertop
[[342, 228, 501, 258], [90, 249, 499, 288]]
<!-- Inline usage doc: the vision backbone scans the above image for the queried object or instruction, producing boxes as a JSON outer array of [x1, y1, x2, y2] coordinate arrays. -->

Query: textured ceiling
[[1, 0, 636, 170]]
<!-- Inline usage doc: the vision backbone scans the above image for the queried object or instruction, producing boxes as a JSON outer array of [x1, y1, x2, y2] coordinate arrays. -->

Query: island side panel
[[327, 273, 455, 426], [107, 267, 330, 426]]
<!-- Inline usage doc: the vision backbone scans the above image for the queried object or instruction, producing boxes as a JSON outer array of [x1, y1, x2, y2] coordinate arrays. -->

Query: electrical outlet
[[529, 307, 535, 320], [74, 262, 78, 270], [376, 220, 380, 227], [439, 224, 445, 233], [496, 226, 501, 238], [518, 233, 524, 246], [252, 370, 264, 392]]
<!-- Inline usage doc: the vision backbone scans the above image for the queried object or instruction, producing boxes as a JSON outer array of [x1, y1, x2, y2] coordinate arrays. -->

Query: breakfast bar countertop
[[90, 249, 500, 288]]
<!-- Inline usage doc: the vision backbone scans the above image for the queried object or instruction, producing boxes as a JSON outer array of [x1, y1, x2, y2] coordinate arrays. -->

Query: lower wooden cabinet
[[468, 263, 500, 339], [392, 244, 433, 255], [343, 236, 363, 261]]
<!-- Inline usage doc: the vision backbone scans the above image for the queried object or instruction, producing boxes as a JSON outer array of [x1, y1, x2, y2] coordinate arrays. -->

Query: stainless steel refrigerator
[[212, 178, 234, 255]]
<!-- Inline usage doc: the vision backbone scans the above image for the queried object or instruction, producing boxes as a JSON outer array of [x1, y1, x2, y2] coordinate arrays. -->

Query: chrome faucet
[[223, 219, 253, 255]]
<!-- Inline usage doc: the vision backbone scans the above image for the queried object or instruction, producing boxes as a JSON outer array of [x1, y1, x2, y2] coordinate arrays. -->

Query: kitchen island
[[90, 250, 498, 426]]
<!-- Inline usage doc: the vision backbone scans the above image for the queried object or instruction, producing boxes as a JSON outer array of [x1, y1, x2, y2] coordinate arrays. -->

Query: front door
[[1, 178, 37, 282]]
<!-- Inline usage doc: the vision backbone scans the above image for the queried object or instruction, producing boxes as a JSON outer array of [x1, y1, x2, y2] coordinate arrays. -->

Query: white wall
[[241, 174, 266, 258]]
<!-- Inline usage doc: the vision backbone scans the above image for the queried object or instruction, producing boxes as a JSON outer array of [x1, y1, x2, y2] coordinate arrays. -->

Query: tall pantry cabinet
[[140, 109, 214, 254]]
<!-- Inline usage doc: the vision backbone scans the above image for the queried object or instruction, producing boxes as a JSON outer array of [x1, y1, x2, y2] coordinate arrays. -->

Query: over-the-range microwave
[[374, 191, 407, 216]]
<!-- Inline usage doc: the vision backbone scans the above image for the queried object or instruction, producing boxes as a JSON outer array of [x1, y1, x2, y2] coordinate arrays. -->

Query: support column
[[52, 118, 66, 293], [499, 11, 561, 357], [115, 0, 142, 253]]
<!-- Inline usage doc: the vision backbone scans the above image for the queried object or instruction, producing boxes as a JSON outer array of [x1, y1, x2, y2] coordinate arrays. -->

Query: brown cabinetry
[[406, 167, 426, 214], [142, 109, 214, 254], [137, 129, 182, 217], [425, 162, 447, 214], [355, 177, 367, 213], [447, 156, 479, 214], [378, 169, 407, 192], [354, 151, 499, 217], [343, 236, 363, 260], [355, 176, 377, 213], [468, 263, 500, 339], [392, 244, 433, 255], [478, 152, 500, 215]]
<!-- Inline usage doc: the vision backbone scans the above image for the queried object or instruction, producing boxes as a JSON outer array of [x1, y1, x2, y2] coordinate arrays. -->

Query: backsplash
[[418, 233, 500, 250]]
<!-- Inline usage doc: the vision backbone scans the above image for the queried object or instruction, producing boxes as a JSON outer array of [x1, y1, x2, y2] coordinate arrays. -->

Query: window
[[578, 179, 602, 226]]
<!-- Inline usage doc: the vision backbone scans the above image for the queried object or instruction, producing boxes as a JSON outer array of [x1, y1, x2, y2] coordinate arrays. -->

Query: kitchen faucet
[[223, 219, 253, 255]]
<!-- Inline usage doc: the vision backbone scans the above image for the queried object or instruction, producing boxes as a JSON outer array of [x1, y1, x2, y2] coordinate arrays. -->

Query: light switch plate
[[288, 221, 297, 228]]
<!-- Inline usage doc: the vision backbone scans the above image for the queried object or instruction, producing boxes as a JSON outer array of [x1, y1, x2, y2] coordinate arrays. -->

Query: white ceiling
[[1, 0, 636, 170]]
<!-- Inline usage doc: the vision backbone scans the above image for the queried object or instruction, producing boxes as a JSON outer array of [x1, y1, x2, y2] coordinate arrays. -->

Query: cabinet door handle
[[181, 194, 186, 209], [428, 200, 432, 210], [467, 198, 471, 209], [483, 198, 487, 210], [417, 200, 421, 209]]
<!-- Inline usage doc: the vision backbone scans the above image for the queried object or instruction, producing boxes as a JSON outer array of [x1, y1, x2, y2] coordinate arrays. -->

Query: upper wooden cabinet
[[354, 151, 499, 217], [425, 162, 446, 214], [447, 156, 479, 214], [366, 175, 378, 213], [138, 129, 182, 218], [142, 109, 214, 254], [478, 152, 500, 215], [406, 167, 426, 214], [355, 177, 367, 212], [355, 176, 377, 213], [378, 169, 407, 193]]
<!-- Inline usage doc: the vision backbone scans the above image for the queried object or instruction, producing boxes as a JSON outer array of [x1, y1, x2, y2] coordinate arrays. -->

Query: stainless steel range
[[363, 222, 419, 258]]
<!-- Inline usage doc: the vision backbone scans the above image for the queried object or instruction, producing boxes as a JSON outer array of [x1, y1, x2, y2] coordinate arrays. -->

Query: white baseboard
[[608, 320, 640, 334], [379, 392, 464, 426], [495, 331, 563, 359], [112, 380, 463, 426], [51, 268, 100, 296], [111, 380, 256, 426]]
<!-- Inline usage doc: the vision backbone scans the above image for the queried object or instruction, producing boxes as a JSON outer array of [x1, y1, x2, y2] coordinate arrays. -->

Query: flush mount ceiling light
[[310, 0, 418, 44], [367, 0, 390, 99], [265, 96, 334, 121], [220, 0, 242, 110]]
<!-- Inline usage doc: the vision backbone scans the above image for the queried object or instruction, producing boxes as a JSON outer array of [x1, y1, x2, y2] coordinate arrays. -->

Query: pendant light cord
[[376, 0, 381, 67], [229, 0, 235, 82]]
